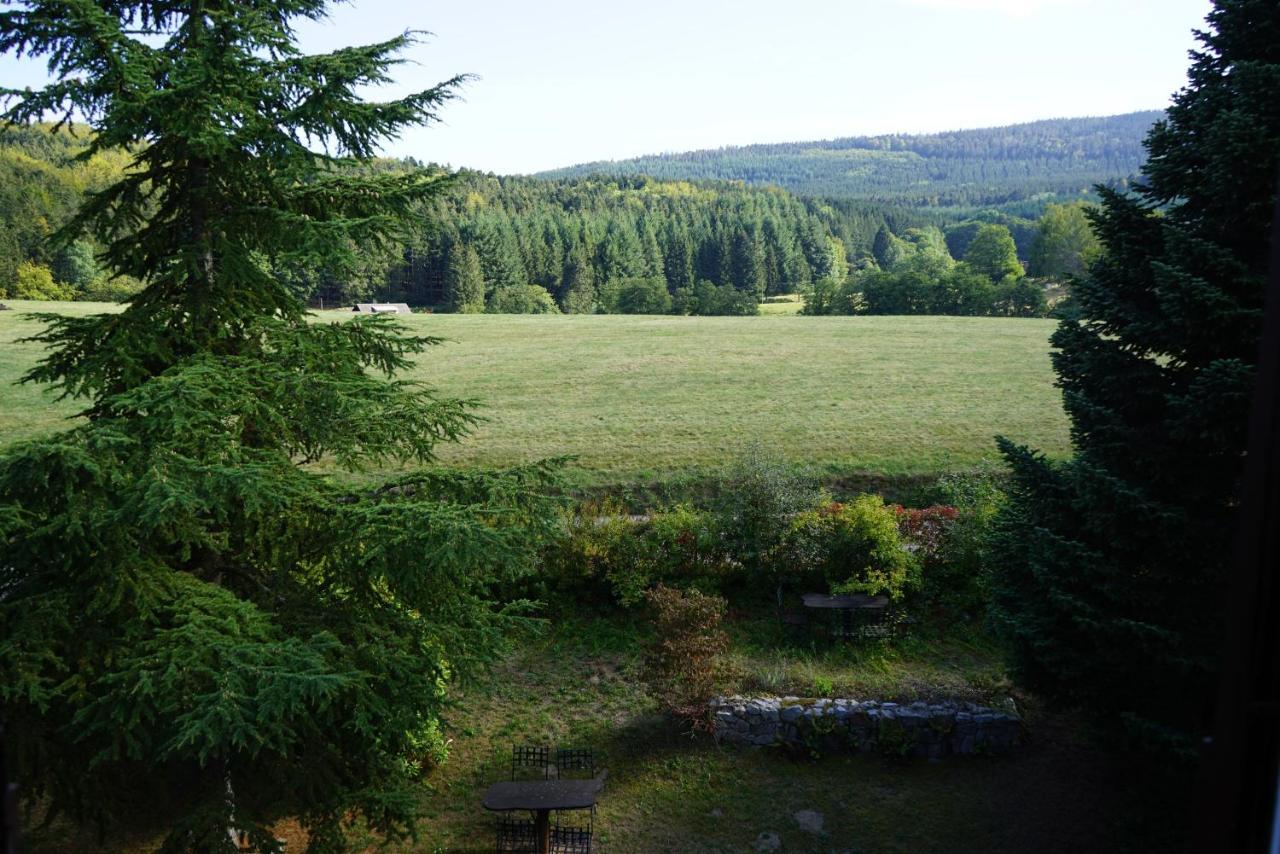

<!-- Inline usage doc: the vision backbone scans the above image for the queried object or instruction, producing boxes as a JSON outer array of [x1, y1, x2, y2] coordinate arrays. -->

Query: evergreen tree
[[560, 242, 597, 313], [662, 223, 696, 289], [731, 226, 767, 299], [597, 220, 643, 283], [0, 220, 19, 286], [469, 217, 525, 297], [871, 224, 894, 268], [825, 235, 850, 284], [707, 225, 735, 285], [51, 237, 100, 291], [782, 241, 813, 292], [801, 219, 838, 280], [445, 242, 486, 312], [637, 216, 664, 279], [991, 0, 1280, 752], [0, 2, 562, 849], [533, 219, 565, 290]]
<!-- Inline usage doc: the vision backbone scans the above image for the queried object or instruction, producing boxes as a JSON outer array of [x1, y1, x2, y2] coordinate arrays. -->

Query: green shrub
[[643, 503, 733, 590], [994, 276, 1048, 317], [7, 261, 74, 300], [614, 277, 672, 314], [715, 446, 823, 583], [674, 280, 759, 316], [800, 277, 857, 315], [926, 471, 1006, 617], [777, 495, 917, 600], [543, 501, 734, 606], [487, 284, 561, 314], [80, 274, 145, 302], [403, 716, 451, 777], [542, 499, 644, 604], [642, 584, 731, 730]]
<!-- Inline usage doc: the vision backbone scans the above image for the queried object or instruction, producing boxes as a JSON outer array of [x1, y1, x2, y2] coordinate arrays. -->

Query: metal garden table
[[482, 778, 601, 854], [801, 592, 890, 639]]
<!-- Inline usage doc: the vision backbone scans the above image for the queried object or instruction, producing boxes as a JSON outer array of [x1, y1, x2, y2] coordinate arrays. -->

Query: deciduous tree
[[962, 224, 1023, 283], [1027, 201, 1102, 280]]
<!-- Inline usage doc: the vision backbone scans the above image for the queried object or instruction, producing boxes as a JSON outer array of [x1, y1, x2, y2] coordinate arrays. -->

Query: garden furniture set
[[484, 746, 606, 853]]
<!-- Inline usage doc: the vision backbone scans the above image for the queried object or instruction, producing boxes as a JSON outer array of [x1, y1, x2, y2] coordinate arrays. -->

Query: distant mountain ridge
[[538, 111, 1162, 208]]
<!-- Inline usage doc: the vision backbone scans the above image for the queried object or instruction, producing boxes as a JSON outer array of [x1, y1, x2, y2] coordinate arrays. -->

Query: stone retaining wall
[[710, 696, 1022, 758]]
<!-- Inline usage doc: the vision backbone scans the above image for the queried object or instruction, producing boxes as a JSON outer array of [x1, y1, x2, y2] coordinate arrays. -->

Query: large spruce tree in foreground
[[0, 1, 560, 850], [992, 0, 1280, 752]]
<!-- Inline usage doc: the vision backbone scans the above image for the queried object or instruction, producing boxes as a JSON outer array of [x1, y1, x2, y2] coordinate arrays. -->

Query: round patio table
[[482, 779, 601, 854]]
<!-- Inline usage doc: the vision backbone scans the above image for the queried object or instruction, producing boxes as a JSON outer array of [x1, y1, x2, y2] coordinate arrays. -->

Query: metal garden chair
[[550, 809, 592, 853], [494, 812, 538, 853], [553, 747, 595, 780], [511, 745, 552, 781]]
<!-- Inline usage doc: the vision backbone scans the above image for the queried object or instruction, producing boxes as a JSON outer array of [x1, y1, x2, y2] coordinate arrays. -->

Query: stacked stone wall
[[710, 696, 1022, 757]]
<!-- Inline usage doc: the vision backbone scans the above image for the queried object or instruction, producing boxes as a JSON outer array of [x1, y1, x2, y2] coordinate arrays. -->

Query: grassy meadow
[[0, 301, 1070, 490]]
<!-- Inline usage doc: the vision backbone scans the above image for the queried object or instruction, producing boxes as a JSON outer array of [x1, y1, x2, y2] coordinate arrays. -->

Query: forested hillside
[[380, 173, 935, 310], [539, 112, 1160, 208], [0, 124, 134, 295], [1, 124, 942, 308]]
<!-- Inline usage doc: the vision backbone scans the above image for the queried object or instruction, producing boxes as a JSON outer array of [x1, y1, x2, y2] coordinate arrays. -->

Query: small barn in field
[[352, 303, 412, 314]]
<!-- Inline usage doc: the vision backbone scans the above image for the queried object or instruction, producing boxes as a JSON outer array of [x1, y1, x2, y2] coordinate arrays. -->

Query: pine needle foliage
[[1, 0, 463, 405], [0, 1, 564, 850], [990, 0, 1280, 753]]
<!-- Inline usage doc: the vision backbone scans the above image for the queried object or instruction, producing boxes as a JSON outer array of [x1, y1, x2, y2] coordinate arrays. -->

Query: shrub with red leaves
[[892, 504, 959, 564], [642, 584, 731, 731]]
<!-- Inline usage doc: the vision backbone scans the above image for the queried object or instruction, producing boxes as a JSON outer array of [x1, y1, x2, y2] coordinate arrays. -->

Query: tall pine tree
[[444, 241, 486, 312], [560, 241, 597, 313], [991, 0, 1280, 752], [0, 1, 562, 849]]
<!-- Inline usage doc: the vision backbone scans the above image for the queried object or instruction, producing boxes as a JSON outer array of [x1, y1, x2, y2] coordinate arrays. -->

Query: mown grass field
[[0, 301, 1070, 489]]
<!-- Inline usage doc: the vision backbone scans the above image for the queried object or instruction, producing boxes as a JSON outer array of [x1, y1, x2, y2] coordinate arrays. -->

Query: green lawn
[[758, 294, 804, 315], [0, 302, 1070, 489]]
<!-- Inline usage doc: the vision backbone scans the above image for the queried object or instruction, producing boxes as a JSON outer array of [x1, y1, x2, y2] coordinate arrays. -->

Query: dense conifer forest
[[538, 111, 1160, 208], [0, 124, 938, 308], [0, 116, 1137, 312]]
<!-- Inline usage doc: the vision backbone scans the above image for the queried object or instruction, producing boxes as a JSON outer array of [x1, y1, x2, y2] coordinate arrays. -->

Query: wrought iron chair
[[831, 604, 893, 640], [854, 604, 893, 639], [550, 809, 592, 853], [553, 747, 595, 780], [551, 747, 601, 848], [511, 745, 551, 780], [495, 813, 538, 853]]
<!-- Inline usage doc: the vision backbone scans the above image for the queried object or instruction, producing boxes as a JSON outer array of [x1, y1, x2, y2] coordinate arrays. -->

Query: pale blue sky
[[1, 0, 1213, 174]]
